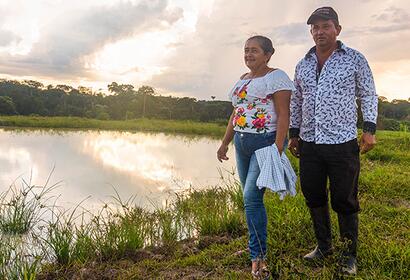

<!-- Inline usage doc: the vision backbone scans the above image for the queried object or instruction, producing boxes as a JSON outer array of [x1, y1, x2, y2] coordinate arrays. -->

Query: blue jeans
[[234, 131, 276, 261]]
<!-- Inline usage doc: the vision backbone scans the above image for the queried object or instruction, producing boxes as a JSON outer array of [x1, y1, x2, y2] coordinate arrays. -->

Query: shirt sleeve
[[267, 70, 296, 95], [290, 63, 303, 135], [228, 86, 234, 101], [355, 54, 378, 124], [227, 82, 238, 103]]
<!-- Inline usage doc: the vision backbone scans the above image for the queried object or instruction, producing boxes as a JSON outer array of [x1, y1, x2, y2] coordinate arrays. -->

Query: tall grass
[[153, 207, 179, 247], [0, 171, 59, 235], [192, 187, 244, 236], [0, 235, 42, 280], [0, 171, 59, 279], [0, 179, 246, 274], [94, 206, 147, 260], [0, 116, 226, 137]]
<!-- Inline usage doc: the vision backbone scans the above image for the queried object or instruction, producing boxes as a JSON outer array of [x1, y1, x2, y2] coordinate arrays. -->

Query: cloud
[[149, 0, 410, 100], [340, 5, 410, 62], [0, 0, 182, 79], [343, 5, 410, 37], [1, 0, 409, 101], [0, 29, 21, 47], [372, 6, 410, 24], [366, 7, 410, 34], [149, 0, 310, 100], [270, 23, 308, 46]]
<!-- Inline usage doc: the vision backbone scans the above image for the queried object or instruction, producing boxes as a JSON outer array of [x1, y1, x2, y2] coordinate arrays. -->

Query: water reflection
[[0, 129, 235, 210], [84, 135, 175, 184]]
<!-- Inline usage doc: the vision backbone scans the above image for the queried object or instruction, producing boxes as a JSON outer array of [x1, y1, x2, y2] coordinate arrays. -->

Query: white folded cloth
[[255, 143, 297, 200]]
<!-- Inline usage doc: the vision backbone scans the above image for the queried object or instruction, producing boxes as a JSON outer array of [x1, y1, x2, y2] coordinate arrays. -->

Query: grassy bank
[[0, 116, 226, 137], [0, 130, 409, 279]]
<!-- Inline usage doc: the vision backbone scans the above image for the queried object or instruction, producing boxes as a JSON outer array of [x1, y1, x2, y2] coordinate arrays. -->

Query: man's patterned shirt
[[290, 41, 378, 144]]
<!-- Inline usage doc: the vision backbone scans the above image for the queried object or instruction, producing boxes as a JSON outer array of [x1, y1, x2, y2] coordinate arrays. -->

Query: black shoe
[[303, 245, 333, 261], [303, 205, 333, 261], [339, 254, 357, 275], [338, 212, 359, 275]]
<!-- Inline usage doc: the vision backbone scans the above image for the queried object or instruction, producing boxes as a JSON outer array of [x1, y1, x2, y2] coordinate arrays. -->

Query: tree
[[95, 104, 110, 120], [56, 84, 74, 92], [0, 78, 407, 131], [78, 86, 93, 95], [108, 82, 135, 95], [137, 85, 156, 117], [0, 96, 18, 115], [23, 80, 44, 89]]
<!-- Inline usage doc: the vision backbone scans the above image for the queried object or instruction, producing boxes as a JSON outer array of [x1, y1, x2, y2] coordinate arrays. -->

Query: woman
[[217, 35, 294, 279]]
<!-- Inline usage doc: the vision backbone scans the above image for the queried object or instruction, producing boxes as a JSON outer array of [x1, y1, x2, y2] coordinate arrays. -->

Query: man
[[289, 7, 378, 275]]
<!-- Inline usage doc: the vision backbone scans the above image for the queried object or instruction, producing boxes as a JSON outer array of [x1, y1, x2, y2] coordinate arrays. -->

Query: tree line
[[0, 79, 409, 131], [0, 79, 231, 123]]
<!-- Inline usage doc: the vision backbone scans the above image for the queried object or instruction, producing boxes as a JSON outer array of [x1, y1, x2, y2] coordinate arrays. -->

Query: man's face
[[310, 19, 341, 48]]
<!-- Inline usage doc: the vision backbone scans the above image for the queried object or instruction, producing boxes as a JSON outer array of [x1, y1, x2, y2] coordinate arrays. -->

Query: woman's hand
[[276, 142, 284, 155], [273, 90, 291, 157], [217, 143, 229, 162]]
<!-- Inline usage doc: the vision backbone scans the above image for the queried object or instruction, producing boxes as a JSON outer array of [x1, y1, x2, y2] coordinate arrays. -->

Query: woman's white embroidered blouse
[[228, 69, 295, 133]]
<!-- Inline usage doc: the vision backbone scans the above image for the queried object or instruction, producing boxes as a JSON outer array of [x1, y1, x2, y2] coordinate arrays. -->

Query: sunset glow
[[0, 0, 409, 100]]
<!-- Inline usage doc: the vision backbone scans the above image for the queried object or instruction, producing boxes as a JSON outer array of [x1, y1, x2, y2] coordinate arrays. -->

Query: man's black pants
[[299, 139, 360, 214]]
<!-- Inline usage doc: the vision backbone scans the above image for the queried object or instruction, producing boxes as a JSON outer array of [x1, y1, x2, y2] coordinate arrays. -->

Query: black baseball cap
[[307, 7, 339, 25]]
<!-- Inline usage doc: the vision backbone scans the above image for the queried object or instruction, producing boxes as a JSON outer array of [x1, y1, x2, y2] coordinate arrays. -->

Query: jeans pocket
[[261, 132, 276, 144], [253, 132, 274, 151], [262, 131, 276, 139]]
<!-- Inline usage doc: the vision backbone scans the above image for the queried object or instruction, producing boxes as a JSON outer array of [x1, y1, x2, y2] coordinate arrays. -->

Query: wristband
[[363, 121, 376, 135], [289, 128, 300, 138]]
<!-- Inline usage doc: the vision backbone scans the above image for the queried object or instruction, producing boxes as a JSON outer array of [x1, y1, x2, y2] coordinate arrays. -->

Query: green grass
[[0, 171, 59, 235], [0, 235, 41, 280], [0, 116, 226, 137], [0, 128, 409, 279]]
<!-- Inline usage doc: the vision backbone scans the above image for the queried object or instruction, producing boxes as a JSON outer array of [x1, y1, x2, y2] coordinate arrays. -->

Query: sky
[[0, 0, 409, 101]]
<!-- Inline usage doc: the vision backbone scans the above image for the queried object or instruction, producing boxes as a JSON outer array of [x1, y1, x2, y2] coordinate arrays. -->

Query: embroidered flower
[[236, 116, 247, 127], [260, 98, 268, 104], [236, 81, 251, 104], [233, 115, 239, 124], [251, 108, 269, 132], [234, 107, 249, 129], [252, 117, 266, 129]]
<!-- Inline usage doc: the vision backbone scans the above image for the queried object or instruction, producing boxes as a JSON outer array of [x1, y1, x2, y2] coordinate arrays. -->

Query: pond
[[0, 128, 236, 211]]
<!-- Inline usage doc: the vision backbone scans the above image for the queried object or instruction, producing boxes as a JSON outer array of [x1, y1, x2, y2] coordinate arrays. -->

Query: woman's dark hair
[[247, 35, 275, 56]]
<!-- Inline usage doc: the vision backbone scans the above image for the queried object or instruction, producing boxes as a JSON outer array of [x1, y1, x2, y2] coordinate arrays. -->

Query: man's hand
[[217, 143, 229, 162], [360, 133, 376, 154], [288, 137, 300, 158]]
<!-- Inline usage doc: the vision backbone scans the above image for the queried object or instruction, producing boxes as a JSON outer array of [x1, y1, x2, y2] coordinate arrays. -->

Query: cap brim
[[307, 14, 332, 24]]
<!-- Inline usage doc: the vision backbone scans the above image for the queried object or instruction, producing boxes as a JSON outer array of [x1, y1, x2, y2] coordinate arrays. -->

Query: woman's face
[[244, 39, 270, 70]]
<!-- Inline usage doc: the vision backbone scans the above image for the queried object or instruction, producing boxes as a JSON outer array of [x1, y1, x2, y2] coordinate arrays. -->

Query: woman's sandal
[[259, 265, 271, 280], [251, 267, 271, 280], [251, 269, 261, 280], [251, 258, 261, 279], [251, 259, 271, 280]]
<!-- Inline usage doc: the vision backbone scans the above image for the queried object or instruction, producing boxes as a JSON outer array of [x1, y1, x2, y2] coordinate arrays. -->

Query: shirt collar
[[305, 40, 346, 59]]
